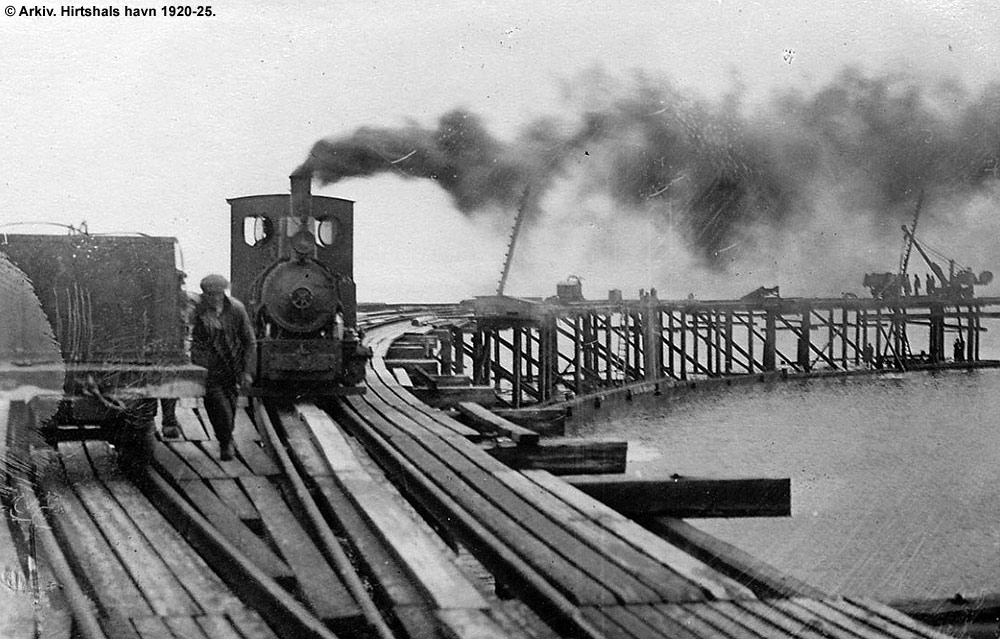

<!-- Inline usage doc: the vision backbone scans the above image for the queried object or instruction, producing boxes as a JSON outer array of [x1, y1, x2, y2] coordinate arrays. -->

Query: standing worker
[[191, 274, 256, 460]]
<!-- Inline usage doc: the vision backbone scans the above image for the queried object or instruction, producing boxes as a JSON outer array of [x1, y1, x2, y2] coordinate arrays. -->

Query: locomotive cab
[[229, 174, 370, 395]]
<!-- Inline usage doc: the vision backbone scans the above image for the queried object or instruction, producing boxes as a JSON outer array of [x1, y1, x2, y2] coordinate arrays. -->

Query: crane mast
[[496, 186, 532, 296], [898, 190, 924, 277]]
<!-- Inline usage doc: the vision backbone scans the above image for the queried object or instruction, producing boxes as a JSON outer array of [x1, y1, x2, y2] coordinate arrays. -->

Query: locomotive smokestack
[[290, 172, 313, 221]]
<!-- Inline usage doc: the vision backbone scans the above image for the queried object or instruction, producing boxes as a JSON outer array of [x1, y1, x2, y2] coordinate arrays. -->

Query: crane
[[863, 191, 992, 299], [901, 225, 991, 299]]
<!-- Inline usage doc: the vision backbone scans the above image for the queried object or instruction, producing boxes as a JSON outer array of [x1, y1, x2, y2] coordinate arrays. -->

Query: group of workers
[[900, 273, 938, 297], [158, 273, 255, 461]]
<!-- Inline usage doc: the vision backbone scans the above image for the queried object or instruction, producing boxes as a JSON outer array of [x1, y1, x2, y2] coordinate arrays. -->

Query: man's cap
[[200, 274, 230, 292]]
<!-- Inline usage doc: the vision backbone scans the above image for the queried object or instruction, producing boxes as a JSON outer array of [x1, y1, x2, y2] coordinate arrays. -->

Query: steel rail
[[251, 399, 398, 639], [139, 468, 339, 639], [337, 319, 609, 639], [17, 475, 109, 639]]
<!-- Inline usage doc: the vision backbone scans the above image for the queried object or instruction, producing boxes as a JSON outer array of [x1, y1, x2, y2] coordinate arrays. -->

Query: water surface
[[572, 369, 1000, 602]]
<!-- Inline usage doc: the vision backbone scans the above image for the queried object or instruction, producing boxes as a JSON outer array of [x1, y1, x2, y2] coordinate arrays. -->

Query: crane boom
[[898, 190, 924, 276], [496, 185, 532, 296], [901, 225, 947, 285]]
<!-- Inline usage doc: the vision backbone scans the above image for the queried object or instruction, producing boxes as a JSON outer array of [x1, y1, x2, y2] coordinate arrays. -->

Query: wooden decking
[[5, 314, 965, 639], [149, 406, 365, 636], [323, 319, 956, 639], [36, 439, 277, 639]]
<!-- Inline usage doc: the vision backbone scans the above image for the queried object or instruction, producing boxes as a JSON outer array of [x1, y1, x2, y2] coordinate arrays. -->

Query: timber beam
[[562, 475, 791, 518], [456, 402, 540, 445], [489, 437, 627, 474]]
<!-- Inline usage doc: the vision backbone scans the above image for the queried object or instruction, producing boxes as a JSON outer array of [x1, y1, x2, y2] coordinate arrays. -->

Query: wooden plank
[[365, 387, 518, 476], [409, 385, 501, 410], [237, 475, 361, 623], [0, 402, 38, 638], [165, 616, 212, 639], [175, 407, 210, 441], [847, 598, 954, 639], [152, 441, 201, 483], [195, 615, 246, 639], [201, 441, 254, 477], [488, 600, 563, 639], [344, 397, 620, 607], [493, 470, 706, 602], [579, 606, 637, 639], [457, 402, 540, 445], [383, 359, 439, 376], [795, 598, 926, 639], [380, 412, 667, 605], [227, 610, 282, 639], [563, 475, 791, 518], [85, 441, 246, 615], [370, 351, 492, 436], [393, 605, 446, 639], [387, 344, 432, 360], [729, 600, 831, 639], [437, 608, 510, 639], [132, 616, 176, 639], [169, 441, 228, 479], [682, 602, 767, 639], [627, 604, 708, 639], [37, 452, 153, 620], [491, 408, 566, 437], [603, 605, 674, 639], [141, 471, 339, 639], [283, 419, 333, 477], [705, 601, 807, 639], [232, 407, 259, 443], [366, 382, 483, 442], [207, 478, 258, 520], [311, 475, 425, 607], [658, 603, 751, 639], [60, 442, 200, 617], [176, 478, 293, 581], [100, 614, 144, 639], [523, 470, 756, 601], [294, 403, 363, 473], [490, 438, 627, 475], [32, 535, 74, 639], [766, 599, 869, 639], [643, 518, 828, 599], [234, 439, 280, 477], [393, 367, 414, 388], [337, 470, 489, 610]]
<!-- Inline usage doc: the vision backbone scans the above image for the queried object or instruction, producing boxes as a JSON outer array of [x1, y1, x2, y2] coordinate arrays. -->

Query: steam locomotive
[[229, 173, 371, 394]]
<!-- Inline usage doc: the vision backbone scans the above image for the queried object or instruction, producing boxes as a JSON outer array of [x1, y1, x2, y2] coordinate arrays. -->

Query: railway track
[[3, 306, 499, 639], [4, 304, 961, 639]]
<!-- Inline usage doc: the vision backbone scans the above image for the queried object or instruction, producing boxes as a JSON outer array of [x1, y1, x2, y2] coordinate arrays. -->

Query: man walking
[[191, 274, 256, 460]]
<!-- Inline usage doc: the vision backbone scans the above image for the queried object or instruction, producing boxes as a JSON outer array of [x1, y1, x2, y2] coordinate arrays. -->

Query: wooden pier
[[0, 307, 976, 638], [459, 292, 1000, 407]]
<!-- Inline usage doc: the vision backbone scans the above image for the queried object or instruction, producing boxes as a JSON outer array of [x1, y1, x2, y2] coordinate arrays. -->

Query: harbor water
[[572, 368, 1000, 603]]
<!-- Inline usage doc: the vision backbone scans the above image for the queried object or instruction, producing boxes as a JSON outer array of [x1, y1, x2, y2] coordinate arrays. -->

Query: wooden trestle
[[460, 293, 1000, 407]]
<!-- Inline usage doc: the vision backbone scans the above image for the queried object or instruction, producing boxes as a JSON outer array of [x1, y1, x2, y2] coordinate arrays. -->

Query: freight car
[[0, 231, 204, 469], [229, 173, 370, 394]]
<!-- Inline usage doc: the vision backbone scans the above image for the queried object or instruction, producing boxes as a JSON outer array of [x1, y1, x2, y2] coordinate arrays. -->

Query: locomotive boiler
[[229, 173, 370, 394]]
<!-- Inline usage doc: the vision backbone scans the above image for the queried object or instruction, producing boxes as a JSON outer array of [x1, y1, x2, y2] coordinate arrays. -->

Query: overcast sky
[[2, 1, 999, 302]]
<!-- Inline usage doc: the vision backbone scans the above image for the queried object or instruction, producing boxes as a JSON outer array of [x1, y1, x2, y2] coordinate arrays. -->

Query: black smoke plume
[[298, 67, 1000, 268]]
